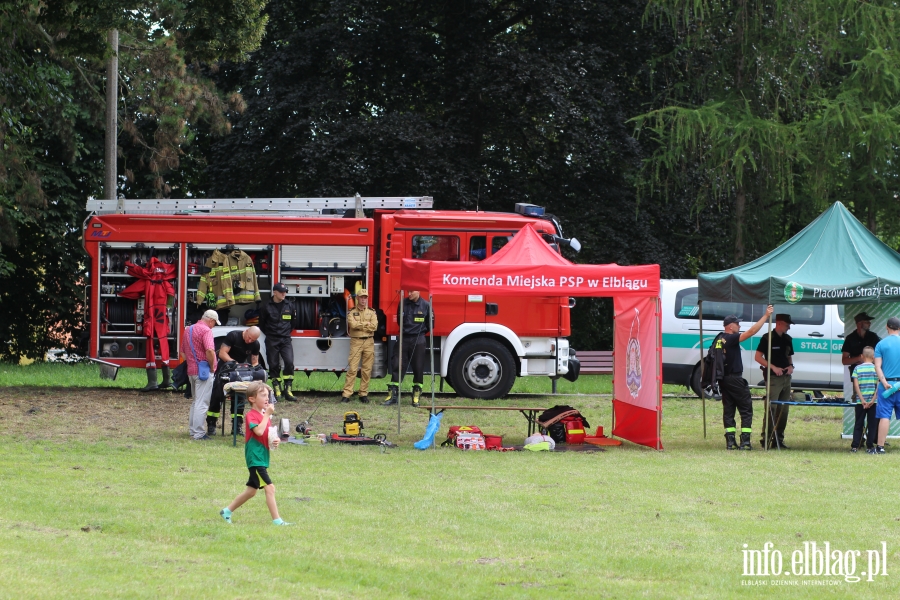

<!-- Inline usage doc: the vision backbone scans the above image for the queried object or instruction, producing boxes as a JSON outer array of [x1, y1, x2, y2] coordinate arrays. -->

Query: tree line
[[3, 0, 900, 360]]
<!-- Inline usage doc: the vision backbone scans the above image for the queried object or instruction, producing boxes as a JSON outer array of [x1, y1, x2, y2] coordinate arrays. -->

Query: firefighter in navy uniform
[[719, 306, 773, 450], [258, 282, 298, 401], [384, 290, 432, 407], [206, 326, 263, 435], [341, 289, 378, 403]]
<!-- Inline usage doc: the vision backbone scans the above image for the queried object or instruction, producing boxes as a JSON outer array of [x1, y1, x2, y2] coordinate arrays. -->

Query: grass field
[[2, 363, 898, 598], [0, 361, 625, 395]]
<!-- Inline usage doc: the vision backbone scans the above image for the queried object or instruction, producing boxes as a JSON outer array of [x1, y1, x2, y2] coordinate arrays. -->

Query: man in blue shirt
[[874, 317, 900, 454]]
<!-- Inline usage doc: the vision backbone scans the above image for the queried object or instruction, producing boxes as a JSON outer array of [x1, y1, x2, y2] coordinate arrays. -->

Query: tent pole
[[765, 314, 773, 451], [397, 290, 403, 435], [429, 293, 436, 448], [699, 302, 706, 439], [656, 296, 662, 451], [611, 303, 617, 439]]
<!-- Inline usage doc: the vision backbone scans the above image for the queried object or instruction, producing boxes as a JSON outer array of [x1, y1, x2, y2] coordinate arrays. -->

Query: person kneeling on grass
[[220, 381, 291, 526]]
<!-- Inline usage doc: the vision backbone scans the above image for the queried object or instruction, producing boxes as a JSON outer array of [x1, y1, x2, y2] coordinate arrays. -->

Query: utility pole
[[104, 29, 118, 201]]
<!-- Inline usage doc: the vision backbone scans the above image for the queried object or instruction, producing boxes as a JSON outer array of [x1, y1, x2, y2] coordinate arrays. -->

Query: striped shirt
[[179, 321, 216, 376], [852, 362, 878, 404]]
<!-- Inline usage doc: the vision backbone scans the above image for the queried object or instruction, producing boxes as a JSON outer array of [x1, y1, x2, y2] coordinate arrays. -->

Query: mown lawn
[[1, 364, 897, 598]]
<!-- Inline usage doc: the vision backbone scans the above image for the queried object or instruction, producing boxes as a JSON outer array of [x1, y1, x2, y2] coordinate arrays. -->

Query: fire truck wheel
[[449, 338, 516, 400]]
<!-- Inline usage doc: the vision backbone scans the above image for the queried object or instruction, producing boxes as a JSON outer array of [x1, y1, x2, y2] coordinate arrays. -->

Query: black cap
[[888, 317, 900, 331], [855, 312, 875, 323], [723, 315, 740, 326], [775, 313, 794, 324], [273, 282, 288, 293]]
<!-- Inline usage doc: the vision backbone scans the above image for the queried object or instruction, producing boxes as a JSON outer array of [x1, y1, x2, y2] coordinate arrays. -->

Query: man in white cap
[[180, 309, 219, 440], [341, 289, 378, 402]]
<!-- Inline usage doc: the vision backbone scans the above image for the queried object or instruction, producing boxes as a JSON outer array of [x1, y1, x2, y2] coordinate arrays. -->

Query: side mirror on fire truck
[[551, 235, 581, 253]]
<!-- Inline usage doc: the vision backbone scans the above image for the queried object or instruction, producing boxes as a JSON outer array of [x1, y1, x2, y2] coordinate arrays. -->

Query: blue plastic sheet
[[414, 412, 444, 450]]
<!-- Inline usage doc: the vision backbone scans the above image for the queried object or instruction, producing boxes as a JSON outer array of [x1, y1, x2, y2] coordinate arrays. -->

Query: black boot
[[282, 377, 297, 401], [382, 385, 399, 406], [206, 416, 218, 436], [159, 365, 176, 390], [725, 432, 738, 450], [140, 368, 159, 392], [232, 417, 244, 436], [739, 432, 752, 451], [271, 379, 283, 402]]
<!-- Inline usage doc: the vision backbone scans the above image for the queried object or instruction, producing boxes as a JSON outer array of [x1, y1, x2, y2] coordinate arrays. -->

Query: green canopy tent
[[697, 201, 900, 448]]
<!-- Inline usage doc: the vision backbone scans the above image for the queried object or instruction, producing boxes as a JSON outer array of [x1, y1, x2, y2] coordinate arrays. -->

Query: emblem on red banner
[[626, 309, 642, 398]]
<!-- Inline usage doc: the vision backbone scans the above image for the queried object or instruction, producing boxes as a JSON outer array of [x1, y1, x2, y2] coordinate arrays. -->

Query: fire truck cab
[[83, 196, 580, 399]]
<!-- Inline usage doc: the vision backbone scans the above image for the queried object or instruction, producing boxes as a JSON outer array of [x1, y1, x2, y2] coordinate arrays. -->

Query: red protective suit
[[119, 257, 177, 367]]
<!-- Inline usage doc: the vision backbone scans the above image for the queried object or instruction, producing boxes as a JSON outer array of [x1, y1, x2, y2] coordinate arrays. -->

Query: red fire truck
[[83, 196, 581, 398]]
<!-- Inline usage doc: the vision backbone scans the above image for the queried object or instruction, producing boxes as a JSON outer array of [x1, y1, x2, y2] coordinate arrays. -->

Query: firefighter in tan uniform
[[341, 289, 378, 402]]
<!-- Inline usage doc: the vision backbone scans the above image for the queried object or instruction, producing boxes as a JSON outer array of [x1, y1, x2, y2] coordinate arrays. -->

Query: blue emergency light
[[514, 203, 545, 216]]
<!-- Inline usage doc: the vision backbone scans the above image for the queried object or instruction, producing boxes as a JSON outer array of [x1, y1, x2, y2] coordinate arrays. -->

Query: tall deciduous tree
[[207, 0, 714, 349], [0, 0, 268, 361], [633, 0, 900, 263]]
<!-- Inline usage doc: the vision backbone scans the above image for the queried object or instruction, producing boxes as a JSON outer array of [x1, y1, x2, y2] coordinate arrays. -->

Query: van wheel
[[690, 365, 721, 400], [690, 366, 702, 397], [448, 339, 516, 400]]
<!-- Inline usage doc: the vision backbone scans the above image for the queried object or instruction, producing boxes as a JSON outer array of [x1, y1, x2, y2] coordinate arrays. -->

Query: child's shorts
[[246, 466, 273, 489]]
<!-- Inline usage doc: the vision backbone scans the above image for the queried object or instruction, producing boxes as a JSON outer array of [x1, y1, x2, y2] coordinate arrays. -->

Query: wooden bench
[[577, 350, 613, 374]]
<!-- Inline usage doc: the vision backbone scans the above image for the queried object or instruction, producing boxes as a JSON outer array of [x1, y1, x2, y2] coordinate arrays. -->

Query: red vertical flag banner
[[613, 295, 663, 449]]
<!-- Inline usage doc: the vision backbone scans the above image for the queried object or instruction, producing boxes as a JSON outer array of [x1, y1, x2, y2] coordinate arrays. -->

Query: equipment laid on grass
[[277, 418, 291, 440], [413, 411, 444, 450], [329, 432, 389, 445], [328, 411, 396, 447], [563, 418, 586, 444], [483, 434, 503, 449], [584, 426, 622, 446], [455, 432, 486, 450], [584, 436, 622, 446], [342, 411, 363, 436], [538, 405, 591, 445], [523, 433, 556, 451], [441, 425, 482, 447]]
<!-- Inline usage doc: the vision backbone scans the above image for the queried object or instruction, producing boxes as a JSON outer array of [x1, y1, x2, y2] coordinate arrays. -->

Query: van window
[[412, 235, 460, 261], [675, 288, 748, 321], [469, 236, 487, 261], [491, 236, 510, 255], [751, 304, 825, 326]]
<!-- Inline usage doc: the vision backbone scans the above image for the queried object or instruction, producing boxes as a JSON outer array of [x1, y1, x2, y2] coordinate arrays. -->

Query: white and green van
[[662, 279, 846, 396]]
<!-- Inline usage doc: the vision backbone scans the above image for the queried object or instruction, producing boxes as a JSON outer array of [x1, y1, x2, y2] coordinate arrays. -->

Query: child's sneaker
[[220, 508, 232, 523], [850, 447, 858, 453], [272, 518, 293, 526]]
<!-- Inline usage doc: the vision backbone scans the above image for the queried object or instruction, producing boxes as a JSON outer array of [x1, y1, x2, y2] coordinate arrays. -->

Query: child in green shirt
[[220, 381, 291, 525]]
